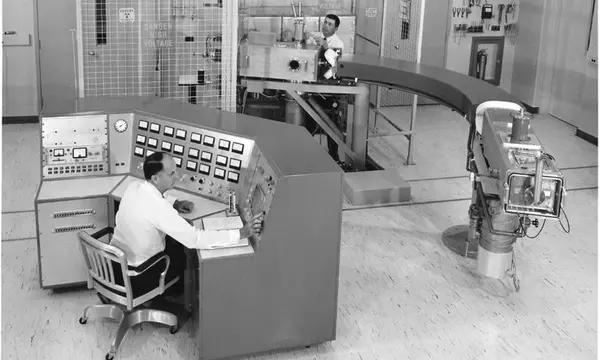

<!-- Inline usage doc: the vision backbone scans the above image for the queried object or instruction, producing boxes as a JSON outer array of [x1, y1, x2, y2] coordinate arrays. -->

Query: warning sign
[[365, 8, 378, 17], [119, 8, 135, 23]]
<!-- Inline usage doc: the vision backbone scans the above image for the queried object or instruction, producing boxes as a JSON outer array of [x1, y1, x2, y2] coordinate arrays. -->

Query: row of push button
[[47, 164, 104, 175], [136, 120, 245, 154], [133, 144, 241, 170]]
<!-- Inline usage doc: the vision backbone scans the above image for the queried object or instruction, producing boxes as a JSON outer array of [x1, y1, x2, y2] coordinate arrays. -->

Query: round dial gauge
[[114, 119, 128, 133]]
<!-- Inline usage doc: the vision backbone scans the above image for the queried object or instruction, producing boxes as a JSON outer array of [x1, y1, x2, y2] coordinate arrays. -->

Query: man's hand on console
[[173, 200, 194, 214], [240, 213, 264, 239]]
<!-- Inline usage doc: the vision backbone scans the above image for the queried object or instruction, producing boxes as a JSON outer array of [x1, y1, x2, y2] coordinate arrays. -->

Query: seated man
[[110, 151, 263, 297]]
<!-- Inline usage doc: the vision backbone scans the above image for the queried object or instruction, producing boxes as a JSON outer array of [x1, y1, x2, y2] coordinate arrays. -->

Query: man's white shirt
[[325, 33, 344, 53], [111, 181, 240, 266], [323, 33, 343, 78]]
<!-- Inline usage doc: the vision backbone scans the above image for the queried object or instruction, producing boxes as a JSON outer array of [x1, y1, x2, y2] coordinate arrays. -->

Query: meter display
[[73, 148, 87, 159]]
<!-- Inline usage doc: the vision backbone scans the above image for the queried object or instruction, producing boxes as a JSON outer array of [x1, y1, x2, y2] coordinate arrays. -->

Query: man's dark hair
[[143, 151, 166, 180], [325, 14, 340, 28]]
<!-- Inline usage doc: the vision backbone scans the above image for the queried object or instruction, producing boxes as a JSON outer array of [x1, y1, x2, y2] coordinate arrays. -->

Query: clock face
[[114, 119, 128, 133]]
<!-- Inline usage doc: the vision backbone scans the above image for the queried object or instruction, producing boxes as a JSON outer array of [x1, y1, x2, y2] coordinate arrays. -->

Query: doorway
[[468, 36, 504, 86]]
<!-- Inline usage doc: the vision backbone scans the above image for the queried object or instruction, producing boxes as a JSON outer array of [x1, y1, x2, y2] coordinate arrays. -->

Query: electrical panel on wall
[[450, 0, 520, 44], [129, 113, 257, 203], [41, 114, 109, 179]]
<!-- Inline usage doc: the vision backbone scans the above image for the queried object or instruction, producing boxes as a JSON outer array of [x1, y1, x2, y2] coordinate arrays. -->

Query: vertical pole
[[138, 0, 143, 96], [221, 0, 238, 111], [75, 0, 85, 98], [352, 82, 370, 170], [406, 0, 426, 165]]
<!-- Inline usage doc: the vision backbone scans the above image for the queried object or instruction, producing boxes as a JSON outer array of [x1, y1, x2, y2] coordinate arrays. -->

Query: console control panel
[[240, 151, 279, 244], [41, 114, 109, 179], [130, 113, 257, 204]]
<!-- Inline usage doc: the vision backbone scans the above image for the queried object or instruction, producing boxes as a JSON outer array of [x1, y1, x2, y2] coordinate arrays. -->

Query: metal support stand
[[243, 80, 370, 170]]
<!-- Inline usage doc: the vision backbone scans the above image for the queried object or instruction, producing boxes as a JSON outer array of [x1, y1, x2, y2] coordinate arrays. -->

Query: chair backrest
[[78, 229, 134, 309]]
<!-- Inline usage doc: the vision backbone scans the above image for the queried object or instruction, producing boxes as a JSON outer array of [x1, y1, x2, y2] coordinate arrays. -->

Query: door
[[468, 36, 504, 86], [355, 0, 384, 106], [37, 0, 78, 113], [3, 0, 40, 117], [380, 0, 423, 106]]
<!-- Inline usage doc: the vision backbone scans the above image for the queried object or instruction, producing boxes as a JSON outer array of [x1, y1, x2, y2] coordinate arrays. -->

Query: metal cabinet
[[37, 0, 78, 114], [36, 196, 109, 288]]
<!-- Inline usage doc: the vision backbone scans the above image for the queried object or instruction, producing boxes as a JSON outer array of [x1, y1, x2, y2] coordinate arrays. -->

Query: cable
[[558, 207, 571, 233], [519, 216, 546, 239], [541, 151, 555, 161], [258, 91, 279, 99]]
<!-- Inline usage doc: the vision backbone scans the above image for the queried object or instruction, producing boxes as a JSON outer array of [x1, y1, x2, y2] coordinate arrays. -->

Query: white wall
[[510, 0, 544, 105], [532, 0, 597, 136], [2, 0, 40, 117]]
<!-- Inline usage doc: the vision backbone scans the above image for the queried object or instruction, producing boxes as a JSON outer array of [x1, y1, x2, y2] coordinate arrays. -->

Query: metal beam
[[287, 90, 361, 167]]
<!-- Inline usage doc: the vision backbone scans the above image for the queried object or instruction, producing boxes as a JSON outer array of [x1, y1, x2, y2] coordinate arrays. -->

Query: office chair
[[77, 227, 180, 360]]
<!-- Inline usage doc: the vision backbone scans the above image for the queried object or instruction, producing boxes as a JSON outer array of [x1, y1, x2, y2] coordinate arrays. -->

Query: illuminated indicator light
[[186, 160, 198, 171], [161, 141, 172, 151], [176, 129, 187, 139], [229, 158, 241, 170], [134, 147, 144, 157], [214, 167, 226, 179], [173, 144, 184, 155], [231, 142, 244, 154], [199, 163, 210, 174], [164, 126, 174, 136], [203, 135, 215, 147], [227, 171, 239, 183], [188, 148, 200, 159], [218, 139, 230, 150], [216, 155, 228, 166], [201, 151, 212, 162], [191, 132, 202, 143]]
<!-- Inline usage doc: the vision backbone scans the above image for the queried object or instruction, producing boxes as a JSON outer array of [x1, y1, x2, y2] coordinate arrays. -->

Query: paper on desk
[[202, 216, 243, 231], [195, 216, 248, 249]]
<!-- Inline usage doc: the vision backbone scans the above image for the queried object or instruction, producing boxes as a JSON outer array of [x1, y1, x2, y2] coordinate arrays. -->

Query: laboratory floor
[[2, 105, 597, 360]]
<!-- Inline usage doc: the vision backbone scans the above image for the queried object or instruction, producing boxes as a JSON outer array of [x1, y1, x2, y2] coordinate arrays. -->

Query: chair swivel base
[[79, 305, 178, 360]]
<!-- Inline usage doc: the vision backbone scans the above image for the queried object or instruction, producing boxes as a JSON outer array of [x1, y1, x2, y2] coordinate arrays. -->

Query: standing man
[[110, 151, 263, 296], [306, 14, 348, 164], [317, 14, 344, 80]]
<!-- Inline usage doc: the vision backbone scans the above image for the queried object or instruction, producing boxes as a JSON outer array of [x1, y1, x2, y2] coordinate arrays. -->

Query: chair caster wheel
[[105, 353, 114, 360], [78, 317, 87, 325], [169, 325, 179, 334]]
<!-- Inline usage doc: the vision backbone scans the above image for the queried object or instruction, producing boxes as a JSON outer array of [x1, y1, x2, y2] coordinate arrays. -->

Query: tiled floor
[[2, 106, 597, 360]]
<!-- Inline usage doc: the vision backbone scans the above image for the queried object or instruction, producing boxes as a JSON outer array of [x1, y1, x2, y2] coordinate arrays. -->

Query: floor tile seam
[[560, 165, 598, 170], [377, 166, 597, 183], [2, 237, 36, 242], [2, 210, 35, 215], [342, 186, 596, 212]]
